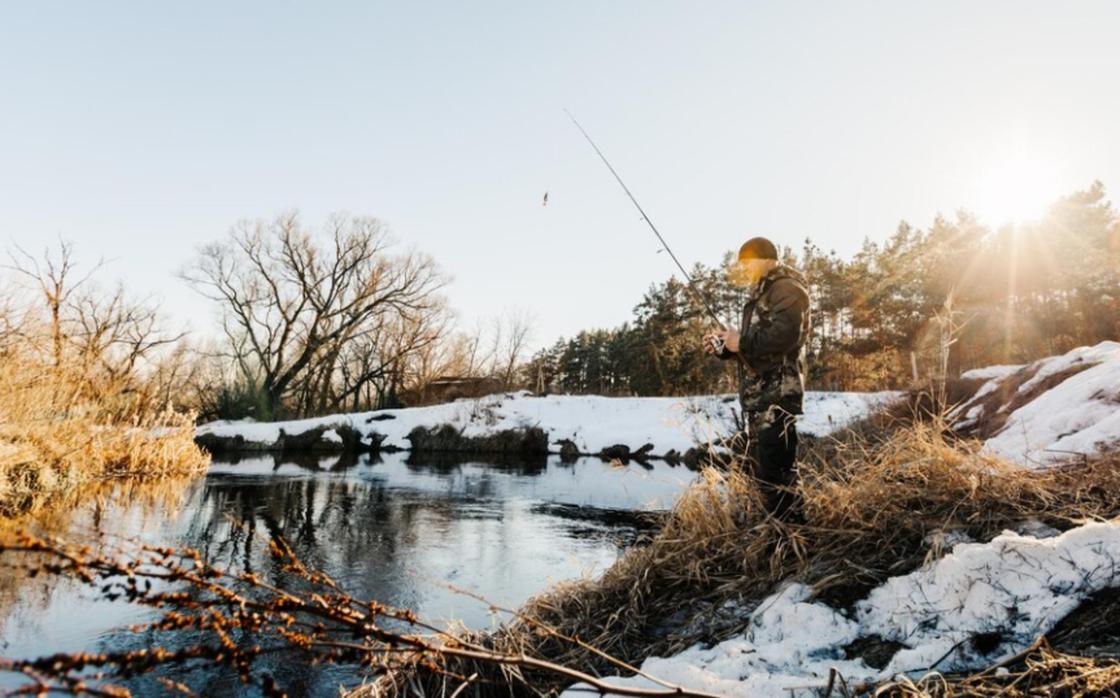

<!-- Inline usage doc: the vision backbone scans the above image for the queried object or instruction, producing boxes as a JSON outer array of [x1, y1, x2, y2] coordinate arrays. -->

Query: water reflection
[[1, 452, 694, 696]]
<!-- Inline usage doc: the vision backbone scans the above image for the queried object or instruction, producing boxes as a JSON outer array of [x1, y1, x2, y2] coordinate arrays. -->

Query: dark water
[[0, 452, 695, 696]]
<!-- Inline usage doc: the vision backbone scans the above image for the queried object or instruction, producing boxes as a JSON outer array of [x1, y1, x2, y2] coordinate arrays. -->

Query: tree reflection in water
[[0, 451, 694, 696]]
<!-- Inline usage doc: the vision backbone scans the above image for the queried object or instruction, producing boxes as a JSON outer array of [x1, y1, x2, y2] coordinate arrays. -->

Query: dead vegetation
[[362, 411, 1120, 697], [876, 588, 1120, 696], [9, 407, 1118, 696], [4, 399, 1120, 696], [874, 641, 1120, 697], [0, 241, 209, 518], [0, 347, 209, 517]]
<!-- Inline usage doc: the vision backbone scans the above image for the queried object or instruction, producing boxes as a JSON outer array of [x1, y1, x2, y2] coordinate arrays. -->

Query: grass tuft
[[0, 349, 209, 518]]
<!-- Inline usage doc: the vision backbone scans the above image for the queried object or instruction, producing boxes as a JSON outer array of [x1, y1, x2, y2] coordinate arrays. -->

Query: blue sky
[[2, 2, 1118, 350]]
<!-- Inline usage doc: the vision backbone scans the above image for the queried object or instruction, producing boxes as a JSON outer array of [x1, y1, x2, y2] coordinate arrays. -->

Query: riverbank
[[6, 343, 1120, 695], [357, 343, 1120, 697], [194, 390, 902, 460], [362, 418, 1120, 698], [195, 340, 1120, 469]]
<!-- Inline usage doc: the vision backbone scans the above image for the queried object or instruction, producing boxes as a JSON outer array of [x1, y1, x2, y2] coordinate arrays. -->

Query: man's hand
[[703, 329, 739, 355], [718, 328, 739, 353]]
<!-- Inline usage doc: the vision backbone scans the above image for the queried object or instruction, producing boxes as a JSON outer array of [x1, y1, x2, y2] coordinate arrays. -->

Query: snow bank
[[564, 520, 1120, 697], [960, 363, 1025, 381], [983, 347, 1120, 466], [1015, 342, 1119, 395], [947, 376, 1004, 425], [196, 390, 902, 456], [951, 341, 1120, 468]]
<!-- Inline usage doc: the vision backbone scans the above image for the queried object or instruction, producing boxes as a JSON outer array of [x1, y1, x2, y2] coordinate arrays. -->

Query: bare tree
[[459, 320, 489, 378], [4, 239, 98, 367], [3, 239, 186, 417], [370, 300, 453, 407], [69, 284, 185, 383], [493, 308, 535, 389], [401, 329, 487, 405], [181, 211, 448, 418]]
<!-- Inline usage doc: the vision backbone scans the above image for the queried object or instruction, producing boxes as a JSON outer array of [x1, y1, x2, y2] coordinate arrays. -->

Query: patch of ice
[[1013, 520, 1061, 539]]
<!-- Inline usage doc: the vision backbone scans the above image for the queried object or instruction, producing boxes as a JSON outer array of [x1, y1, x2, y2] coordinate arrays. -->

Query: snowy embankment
[[951, 340, 1120, 468], [195, 390, 901, 457], [564, 521, 1120, 697], [559, 343, 1120, 696]]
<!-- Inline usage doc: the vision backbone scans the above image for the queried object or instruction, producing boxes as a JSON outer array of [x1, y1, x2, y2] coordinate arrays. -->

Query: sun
[[973, 148, 1062, 225]]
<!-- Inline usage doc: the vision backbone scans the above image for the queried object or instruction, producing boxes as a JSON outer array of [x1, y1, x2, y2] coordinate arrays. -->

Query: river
[[0, 451, 696, 696]]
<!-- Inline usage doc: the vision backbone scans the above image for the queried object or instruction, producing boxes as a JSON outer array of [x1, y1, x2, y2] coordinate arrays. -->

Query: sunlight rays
[[970, 133, 1067, 227]]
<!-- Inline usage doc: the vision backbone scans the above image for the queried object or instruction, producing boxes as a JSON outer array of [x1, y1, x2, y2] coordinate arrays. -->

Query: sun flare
[[974, 150, 1062, 225]]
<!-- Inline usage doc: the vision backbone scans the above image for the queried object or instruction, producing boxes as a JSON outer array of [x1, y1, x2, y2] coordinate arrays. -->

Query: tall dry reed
[[0, 345, 208, 517]]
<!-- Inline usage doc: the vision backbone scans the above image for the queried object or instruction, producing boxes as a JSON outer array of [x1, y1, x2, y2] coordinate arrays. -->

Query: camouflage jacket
[[719, 264, 811, 414]]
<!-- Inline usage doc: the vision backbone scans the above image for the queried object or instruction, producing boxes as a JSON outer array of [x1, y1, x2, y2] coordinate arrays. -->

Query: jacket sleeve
[[741, 279, 808, 359]]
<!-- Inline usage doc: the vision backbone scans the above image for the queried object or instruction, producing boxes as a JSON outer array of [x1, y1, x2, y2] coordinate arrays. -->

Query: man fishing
[[704, 237, 811, 520], [563, 113, 811, 518]]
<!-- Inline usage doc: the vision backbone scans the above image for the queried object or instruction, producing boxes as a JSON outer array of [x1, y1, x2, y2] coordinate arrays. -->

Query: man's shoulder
[[768, 264, 807, 284], [763, 267, 810, 302]]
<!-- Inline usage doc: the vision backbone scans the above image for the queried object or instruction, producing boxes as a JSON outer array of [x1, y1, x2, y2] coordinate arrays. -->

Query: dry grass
[[3, 395, 1117, 696], [363, 413, 1120, 697], [877, 643, 1120, 697], [0, 349, 209, 518]]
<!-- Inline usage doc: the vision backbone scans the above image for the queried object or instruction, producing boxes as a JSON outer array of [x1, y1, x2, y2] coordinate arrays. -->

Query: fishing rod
[[564, 109, 750, 363], [564, 109, 728, 327]]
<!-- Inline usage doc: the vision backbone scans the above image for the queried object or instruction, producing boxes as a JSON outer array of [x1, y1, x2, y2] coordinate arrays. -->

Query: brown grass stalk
[[0, 346, 208, 518], [0, 531, 726, 698]]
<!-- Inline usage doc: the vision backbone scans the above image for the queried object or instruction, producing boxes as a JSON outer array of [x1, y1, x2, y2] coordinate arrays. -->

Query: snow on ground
[[563, 521, 1120, 697], [1015, 341, 1119, 395], [196, 390, 902, 455], [960, 363, 1026, 381], [983, 347, 1120, 467], [947, 377, 1004, 424], [950, 341, 1120, 468]]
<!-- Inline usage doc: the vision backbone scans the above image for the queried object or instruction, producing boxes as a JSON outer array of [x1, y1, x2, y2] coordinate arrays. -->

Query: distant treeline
[[2, 212, 536, 423], [524, 182, 1119, 394], [4, 185, 1115, 424]]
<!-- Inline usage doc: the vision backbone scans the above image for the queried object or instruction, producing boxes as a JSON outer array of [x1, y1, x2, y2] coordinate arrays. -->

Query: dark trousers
[[744, 407, 800, 520]]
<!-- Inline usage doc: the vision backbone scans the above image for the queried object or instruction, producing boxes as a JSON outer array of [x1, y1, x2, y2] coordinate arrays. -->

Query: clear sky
[[2, 2, 1118, 350]]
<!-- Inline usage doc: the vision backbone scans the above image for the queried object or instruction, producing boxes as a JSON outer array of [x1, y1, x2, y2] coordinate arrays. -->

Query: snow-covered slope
[[952, 341, 1120, 468], [564, 521, 1120, 697], [196, 390, 902, 456]]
